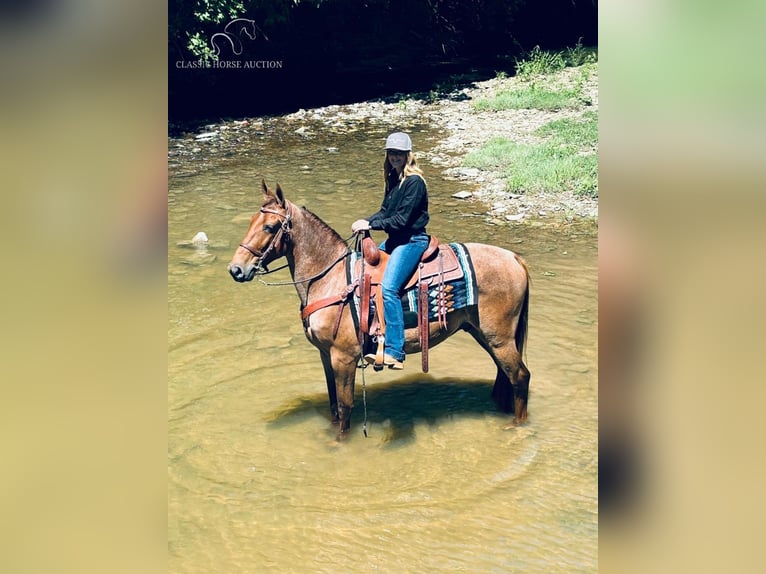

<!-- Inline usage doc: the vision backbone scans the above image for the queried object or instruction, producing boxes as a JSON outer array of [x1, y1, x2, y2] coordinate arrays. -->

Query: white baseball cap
[[384, 132, 412, 151]]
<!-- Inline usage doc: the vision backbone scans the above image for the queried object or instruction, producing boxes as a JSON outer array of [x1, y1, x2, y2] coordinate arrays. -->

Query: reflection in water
[[169, 121, 597, 573]]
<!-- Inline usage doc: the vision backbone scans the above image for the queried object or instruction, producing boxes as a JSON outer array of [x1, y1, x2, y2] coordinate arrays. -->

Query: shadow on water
[[265, 373, 501, 444]]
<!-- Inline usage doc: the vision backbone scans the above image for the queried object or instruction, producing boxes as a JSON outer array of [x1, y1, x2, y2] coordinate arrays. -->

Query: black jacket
[[367, 173, 429, 245]]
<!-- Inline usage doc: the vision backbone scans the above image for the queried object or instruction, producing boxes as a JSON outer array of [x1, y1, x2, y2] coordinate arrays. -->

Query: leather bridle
[[239, 204, 292, 273]]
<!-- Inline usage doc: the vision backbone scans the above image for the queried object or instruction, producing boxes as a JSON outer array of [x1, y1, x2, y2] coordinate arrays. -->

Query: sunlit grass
[[473, 84, 584, 111], [463, 112, 598, 198]]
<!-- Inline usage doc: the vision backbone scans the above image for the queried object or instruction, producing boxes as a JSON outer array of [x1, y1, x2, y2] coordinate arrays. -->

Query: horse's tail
[[514, 253, 530, 358]]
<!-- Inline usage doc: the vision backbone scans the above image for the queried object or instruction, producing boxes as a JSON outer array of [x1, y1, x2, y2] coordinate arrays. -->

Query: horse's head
[[228, 180, 292, 282]]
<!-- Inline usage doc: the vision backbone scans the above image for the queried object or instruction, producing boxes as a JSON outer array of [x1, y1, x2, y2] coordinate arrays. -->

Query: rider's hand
[[351, 219, 371, 233]]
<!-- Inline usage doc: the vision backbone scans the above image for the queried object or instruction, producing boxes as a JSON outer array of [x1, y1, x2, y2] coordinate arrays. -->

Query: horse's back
[[464, 242, 528, 287]]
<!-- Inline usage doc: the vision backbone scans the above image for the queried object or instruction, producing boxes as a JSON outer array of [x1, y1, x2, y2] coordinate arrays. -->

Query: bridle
[[239, 203, 293, 274], [237, 202, 353, 285]]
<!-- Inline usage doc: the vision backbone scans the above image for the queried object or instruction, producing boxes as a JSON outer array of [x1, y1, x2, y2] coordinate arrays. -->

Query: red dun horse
[[228, 181, 531, 437]]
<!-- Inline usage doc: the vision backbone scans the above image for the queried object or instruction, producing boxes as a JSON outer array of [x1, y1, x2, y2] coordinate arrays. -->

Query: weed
[[515, 46, 566, 80], [565, 38, 598, 67]]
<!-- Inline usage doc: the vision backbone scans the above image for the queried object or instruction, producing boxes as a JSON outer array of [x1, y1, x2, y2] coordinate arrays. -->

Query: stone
[[452, 191, 472, 199]]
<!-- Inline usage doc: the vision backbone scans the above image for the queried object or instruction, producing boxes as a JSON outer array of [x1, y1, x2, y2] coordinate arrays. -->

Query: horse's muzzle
[[228, 263, 256, 282]]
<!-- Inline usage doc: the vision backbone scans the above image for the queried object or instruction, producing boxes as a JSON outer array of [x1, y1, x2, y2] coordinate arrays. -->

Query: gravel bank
[[283, 65, 598, 226]]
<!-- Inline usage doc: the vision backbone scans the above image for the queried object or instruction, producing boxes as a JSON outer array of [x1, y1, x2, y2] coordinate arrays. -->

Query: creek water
[[168, 119, 598, 573]]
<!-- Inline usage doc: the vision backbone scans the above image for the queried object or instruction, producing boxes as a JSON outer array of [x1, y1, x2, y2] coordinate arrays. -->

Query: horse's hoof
[[334, 430, 351, 443], [503, 417, 526, 430]]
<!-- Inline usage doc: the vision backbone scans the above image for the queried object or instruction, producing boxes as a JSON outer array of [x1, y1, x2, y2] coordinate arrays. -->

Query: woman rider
[[351, 132, 430, 370]]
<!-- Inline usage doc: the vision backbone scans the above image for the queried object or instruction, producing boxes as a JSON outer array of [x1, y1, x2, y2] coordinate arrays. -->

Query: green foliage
[[515, 46, 566, 80], [463, 112, 598, 198], [514, 41, 597, 81], [187, 32, 216, 61], [564, 38, 598, 67], [169, 0, 296, 60], [194, 0, 246, 24]]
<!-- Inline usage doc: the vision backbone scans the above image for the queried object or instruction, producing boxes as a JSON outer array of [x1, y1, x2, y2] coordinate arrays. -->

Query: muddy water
[[168, 120, 598, 573]]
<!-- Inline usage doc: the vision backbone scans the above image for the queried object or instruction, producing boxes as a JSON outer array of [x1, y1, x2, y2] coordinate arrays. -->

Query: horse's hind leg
[[466, 327, 530, 424], [510, 358, 530, 424], [319, 349, 339, 424]]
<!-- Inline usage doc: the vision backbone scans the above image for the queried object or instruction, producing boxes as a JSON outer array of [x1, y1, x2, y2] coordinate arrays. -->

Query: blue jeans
[[380, 233, 430, 361]]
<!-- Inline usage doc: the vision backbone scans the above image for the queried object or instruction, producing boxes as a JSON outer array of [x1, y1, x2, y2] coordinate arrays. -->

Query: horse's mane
[[298, 205, 346, 247]]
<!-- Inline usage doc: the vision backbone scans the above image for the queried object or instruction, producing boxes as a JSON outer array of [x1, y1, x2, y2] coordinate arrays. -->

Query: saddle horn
[[361, 231, 380, 266]]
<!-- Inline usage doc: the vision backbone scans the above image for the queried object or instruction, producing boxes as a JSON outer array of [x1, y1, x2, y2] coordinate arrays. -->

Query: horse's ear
[[261, 179, 270, 199], [275, 183, 286, 208]]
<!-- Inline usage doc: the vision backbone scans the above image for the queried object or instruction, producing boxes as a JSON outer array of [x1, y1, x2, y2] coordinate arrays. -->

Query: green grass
[[463, 112, 598, 198], [465, 42, 598, 200], [473, 41, 597, 112], [535, 110, 598, 150], [473, 84, 584, 111]]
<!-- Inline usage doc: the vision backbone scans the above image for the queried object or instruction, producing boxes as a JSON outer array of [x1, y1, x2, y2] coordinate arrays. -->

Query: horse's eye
[[264, 223, 278, 233]]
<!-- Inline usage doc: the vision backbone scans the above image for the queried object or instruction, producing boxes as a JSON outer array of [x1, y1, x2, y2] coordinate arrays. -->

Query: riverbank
[[170, 63, 598, 227]]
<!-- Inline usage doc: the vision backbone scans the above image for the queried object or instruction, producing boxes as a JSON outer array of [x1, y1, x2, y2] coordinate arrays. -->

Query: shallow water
[[169, 120, 598, 573]]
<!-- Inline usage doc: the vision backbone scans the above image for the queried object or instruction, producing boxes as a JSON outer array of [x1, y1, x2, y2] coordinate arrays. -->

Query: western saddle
[[301, 231, 464, 372]]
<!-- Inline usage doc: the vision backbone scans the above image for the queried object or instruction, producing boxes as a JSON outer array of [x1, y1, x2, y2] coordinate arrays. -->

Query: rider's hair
[[383, 151, 426, 193]]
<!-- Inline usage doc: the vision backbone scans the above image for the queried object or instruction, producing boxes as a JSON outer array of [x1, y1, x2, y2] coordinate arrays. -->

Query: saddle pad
[[402, 242, 477, 328], [346, 243, 478, 332]]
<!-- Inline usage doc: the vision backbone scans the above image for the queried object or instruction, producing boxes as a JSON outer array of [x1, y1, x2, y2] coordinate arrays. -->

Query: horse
[[228, 181, 531, 437]]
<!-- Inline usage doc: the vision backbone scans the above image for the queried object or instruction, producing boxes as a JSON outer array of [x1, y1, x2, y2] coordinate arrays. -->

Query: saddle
[[300, 233, 465, 372], [355, 234, 464, 372]]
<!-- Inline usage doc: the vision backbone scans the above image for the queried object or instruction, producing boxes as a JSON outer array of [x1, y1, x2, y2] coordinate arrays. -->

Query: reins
[[256, 249, 352, 287]]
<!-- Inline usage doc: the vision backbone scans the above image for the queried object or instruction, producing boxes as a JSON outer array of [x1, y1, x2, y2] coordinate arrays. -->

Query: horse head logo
[[210, 18, 265, 57]]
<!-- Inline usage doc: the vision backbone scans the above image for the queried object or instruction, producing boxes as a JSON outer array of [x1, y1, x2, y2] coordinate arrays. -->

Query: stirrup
[[364, 353, 403, 370]]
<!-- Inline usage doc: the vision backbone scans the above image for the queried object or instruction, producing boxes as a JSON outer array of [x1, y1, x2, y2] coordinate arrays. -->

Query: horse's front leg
[[319, 348, 339, 424], [331, 348, 358, 436]]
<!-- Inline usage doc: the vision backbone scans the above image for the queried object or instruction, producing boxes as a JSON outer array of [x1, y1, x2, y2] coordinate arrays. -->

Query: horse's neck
[[287, 205, 347, 305]]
